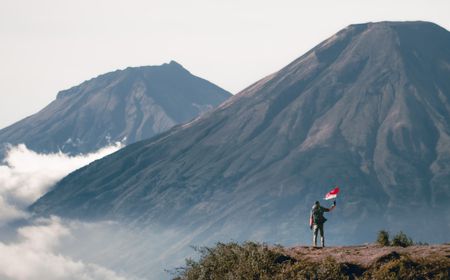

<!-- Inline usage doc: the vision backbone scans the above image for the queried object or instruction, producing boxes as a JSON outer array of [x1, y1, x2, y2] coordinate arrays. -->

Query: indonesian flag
[[324, 187, 340, 200]]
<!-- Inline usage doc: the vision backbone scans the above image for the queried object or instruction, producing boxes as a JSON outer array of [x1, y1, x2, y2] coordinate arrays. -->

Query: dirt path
[[284, 244, 450, 267]]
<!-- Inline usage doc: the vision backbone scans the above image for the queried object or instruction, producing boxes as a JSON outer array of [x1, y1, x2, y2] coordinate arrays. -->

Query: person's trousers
[[313, 224, 325, 247]]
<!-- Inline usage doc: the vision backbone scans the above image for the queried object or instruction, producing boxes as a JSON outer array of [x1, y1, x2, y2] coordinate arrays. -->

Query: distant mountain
[[31, 21, 450, 244], [0, 61, 231, 155]]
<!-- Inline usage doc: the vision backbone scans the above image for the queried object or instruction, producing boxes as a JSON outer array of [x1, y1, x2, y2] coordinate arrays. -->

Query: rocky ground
[[286, 244, 450, 267]]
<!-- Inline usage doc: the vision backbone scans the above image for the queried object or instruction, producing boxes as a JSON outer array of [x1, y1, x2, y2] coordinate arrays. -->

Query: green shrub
[[391, 231, 413, 247], [277, 257, 354, 280], [376, 230, 415, 247], [366, 255, 450, 280], [369, 255, 418, 279], [173, 242, 287, 280], [376, 230, 390, 246]]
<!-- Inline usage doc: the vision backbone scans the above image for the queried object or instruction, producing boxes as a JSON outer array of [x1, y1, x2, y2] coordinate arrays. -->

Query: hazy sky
[[1, 0, 449, 129]]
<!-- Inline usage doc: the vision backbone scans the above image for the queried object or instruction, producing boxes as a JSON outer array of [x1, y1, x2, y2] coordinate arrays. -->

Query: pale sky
[[1, 0, 449, 129]]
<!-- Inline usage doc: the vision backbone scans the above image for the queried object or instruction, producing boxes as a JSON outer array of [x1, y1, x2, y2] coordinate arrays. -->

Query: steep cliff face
[[31, 22, 450, 244], [0, 61, 231, 155]]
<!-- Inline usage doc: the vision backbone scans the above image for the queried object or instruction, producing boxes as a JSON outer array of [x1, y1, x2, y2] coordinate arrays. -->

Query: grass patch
[[366, 255, 449, 280]]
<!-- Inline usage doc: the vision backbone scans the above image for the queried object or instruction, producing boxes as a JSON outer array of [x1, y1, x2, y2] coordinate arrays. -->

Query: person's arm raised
[[329, 200, 336, 211]]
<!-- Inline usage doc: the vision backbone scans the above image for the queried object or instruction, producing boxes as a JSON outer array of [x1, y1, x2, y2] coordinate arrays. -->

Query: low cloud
[[0, 215, 190, 280], [0, 143, 122, 225], [0, 143, 192, 279], [0, 143, 154, 279], [0, 216, 127, 280]]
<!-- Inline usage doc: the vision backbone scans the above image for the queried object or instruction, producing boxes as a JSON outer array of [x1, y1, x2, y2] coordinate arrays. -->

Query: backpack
[[312, 205, 327, 225]]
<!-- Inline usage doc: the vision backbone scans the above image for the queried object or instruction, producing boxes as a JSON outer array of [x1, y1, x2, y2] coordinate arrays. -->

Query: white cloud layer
[[0, 143, 138, 280], [0, 217, 127, 280], [0, 143, 122, 225], [0, 143, 187, 280]]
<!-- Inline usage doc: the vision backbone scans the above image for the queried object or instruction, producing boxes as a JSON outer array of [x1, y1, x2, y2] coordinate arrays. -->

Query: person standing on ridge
[[309, 200, 336, 247]]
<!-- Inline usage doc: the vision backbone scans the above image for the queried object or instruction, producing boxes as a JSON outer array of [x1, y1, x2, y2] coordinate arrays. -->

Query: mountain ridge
[[55, 61, 188, 100]]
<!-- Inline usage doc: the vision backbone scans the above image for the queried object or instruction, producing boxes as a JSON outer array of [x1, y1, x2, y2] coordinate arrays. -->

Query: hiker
[[309, 200, 336, 247]]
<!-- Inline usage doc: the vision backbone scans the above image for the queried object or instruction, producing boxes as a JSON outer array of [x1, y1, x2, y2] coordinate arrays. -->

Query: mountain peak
[[346, 20, 446, 31], [56, 61, 190, 100], [167, 60, 183, 68], [123, 60, 188, 74], [1, 62, 231, 155], [162, 60, 190, 74], [235, 20, 449, 102]]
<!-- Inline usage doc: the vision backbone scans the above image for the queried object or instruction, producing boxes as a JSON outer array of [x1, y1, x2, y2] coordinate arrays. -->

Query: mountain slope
[[0, 61, 231, 155], [31, 21, 450, 244]]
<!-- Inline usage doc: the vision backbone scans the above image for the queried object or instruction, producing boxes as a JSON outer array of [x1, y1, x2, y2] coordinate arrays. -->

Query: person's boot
[[321, 237, 325, 247], [313, 234, 317, 247]]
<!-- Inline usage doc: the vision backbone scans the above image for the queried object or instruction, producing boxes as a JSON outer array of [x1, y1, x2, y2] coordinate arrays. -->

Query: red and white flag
[[324, 187, 340, 200]]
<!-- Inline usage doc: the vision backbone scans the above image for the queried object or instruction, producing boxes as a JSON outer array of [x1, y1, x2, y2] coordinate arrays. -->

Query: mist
[[0, 143, 200, 280], [0, 215, 200, 279], [0, 143, 143, 279], [0, 217, 129, 280], [0, 143, 122, 225]]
